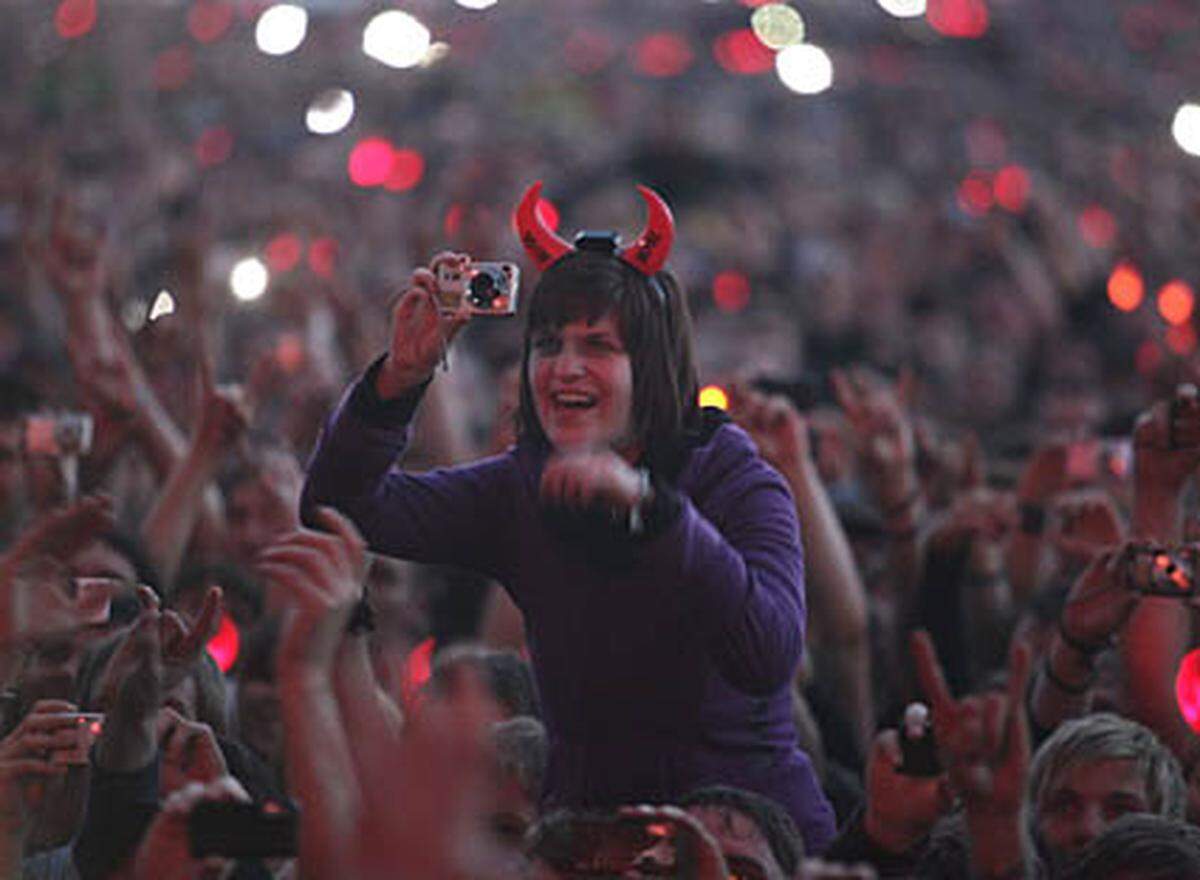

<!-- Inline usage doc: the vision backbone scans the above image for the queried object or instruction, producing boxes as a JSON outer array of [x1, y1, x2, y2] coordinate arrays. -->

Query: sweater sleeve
[[640, 433, 807, 695], [300, 360, 516, 581]]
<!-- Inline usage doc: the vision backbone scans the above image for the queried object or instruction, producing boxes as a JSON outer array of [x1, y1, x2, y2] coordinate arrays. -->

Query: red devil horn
[[619, 184, 675, 276], [515, 181, 571, 272]]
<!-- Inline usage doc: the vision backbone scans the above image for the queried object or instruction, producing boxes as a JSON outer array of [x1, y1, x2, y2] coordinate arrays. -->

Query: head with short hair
[[1060, 814, 1200, 880], [430, 643, 540, 719], [516, 250, 700, 469], [678, 785, 802, 880], [1024, 713, 1186, 877]]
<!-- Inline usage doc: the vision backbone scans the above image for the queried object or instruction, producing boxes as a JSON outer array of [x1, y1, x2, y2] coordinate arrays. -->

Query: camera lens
[[468, 270, 498, 307]]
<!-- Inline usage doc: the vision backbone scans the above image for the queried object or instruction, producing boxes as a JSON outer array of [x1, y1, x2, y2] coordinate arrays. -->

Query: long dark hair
[[516, 251, 700, 470]]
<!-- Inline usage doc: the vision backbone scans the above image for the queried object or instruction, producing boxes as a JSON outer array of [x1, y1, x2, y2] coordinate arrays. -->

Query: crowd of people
[[5, 1, 1200, 878]]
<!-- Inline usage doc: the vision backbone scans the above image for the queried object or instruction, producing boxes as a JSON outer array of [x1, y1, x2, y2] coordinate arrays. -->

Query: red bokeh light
[[713, 29, 776, 76], [1167, 324, 1198, 357], [634, 32, 694, 78], [1107, 262, 1145, 313], [56, 0, 97, 40], [153, 45, 194, 91], [1158, 280, 1195, 326], [1078, 206, 1117, 249], [188, 1, 234, 44], [206, 612, 240, 674], [348, 138, 395, 188], [402, 636, 436, 713], [927, 0, 990, 38], [308, 237, 339, 278], [195, 126, 234, 168], [739, 0, 774, 6], [1176, 648, 1200, 733], [713, 271, 752, 314], [564, 28, 616, 75], [265, 233, 303, 273], [383, 148, 426, 193], [993, 165, 1030, 213], [957, 172, 993, 216], [444, 203, 466, 238], [867, 45, 910, 86]]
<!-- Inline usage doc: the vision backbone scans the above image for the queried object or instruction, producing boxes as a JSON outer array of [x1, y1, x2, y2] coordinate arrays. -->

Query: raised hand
[[831, 367, 918, 509], [131, 776, 250, 880], [1059, 548, 1136, 652], [0, 700, 79, 836], [376, 252, 472, 400], [862, 728, 953, 854], [1051, 489, 1124, 563], [727, 382, 810, 474], [1134, 385, 1200, 495]]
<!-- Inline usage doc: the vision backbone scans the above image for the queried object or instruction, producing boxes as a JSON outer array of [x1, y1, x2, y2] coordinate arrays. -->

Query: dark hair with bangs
[[515, 251, 700, 471]]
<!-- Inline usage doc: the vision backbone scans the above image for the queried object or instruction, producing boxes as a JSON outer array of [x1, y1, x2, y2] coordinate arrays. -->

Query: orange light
[[699, 385, 729, 410], [383, 148, 425, 192], [633, 32, 694, 78], [1166, 324, 1197, 356], [712, 271, 751, 314], [1176, 648, 1200, 733], [1078, 205, 1117, 249], [1157, 280, 1195, 326], [1107, 262, 1144, 312], [993, 165, 1030, 213], [55, 0, 97, 40]]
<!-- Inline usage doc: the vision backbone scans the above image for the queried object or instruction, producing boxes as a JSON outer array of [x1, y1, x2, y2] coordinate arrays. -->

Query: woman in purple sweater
[[301, 182, 836, 853]]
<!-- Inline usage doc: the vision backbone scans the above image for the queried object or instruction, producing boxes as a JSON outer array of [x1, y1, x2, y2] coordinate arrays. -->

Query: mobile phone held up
[[188, 800, 298, 860], [22, 413, 94, 458], [434, 261, 520, 316], [529, 812, 693, 876]]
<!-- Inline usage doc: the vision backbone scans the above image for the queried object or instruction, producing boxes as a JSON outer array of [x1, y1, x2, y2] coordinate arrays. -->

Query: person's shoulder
[[683, 412, 777, 491]]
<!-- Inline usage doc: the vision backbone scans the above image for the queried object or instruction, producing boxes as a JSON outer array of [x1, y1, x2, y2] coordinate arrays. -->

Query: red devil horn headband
[[514, 181, 676, 276]]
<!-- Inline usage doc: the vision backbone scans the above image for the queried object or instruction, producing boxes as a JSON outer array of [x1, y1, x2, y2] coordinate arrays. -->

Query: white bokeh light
[[877, 0, 927, 18], [230, 258, 269, 302], [751, 4, 805, 50], [776, 43, 833, 95], [255, 4, 308, 56], [363, 10, 431, 70], [1172, 103, 1200, 158], [306, 89, 356, 135], [455, 0, 498, 9], [148, 289, 176, 322]]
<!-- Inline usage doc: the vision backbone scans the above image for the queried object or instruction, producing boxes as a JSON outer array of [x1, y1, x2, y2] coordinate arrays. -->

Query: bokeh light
[[1172, 104, 1200, 158], [713, 271, 752, 313], [55, 0, 97, 40], [308, 237, 339, 278], [713, 29, 776, 76], [153, 46, 194, 92], [1167, 324, 1197, 357], [1176, 649, 1200, 733], [265, 233, 303, 272], [255, 4, 307, 56], [1157, 280, 1195, 326], [1078, 205, 1117, 249], [348, 137, 395, 188], [877, 0, 927, 18], [993, 164, 1030, 212], [633, 32, 694, 78], [927, 0, 989, 38], [699, 385, 730, 410], [148, 290, 176, 322], [957, 172, 993, 216], [363, 10, 431, 70], [306, 89, 356, 136], [230, 257, 269, 301], [383, 149, 426, 192], [751, 4, 805, 50], [187, 1, 234, 44], [775, 44, 833, 95], [455, 0, 498, 8], [195, 125, 234, 168], [1107, 262, 1145, 313], [206, 612, 240, 674]]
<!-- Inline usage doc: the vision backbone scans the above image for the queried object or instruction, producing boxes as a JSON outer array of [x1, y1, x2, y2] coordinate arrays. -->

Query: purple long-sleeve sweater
[[301, 368, 837, 854]]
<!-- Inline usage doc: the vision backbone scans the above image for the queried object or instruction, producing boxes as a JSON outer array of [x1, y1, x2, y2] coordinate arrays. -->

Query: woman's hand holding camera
[[377, 252, 472, 400]]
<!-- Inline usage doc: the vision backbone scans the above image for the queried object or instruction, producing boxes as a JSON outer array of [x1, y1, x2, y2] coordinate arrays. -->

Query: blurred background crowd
[[5, 0, 1200, 876]]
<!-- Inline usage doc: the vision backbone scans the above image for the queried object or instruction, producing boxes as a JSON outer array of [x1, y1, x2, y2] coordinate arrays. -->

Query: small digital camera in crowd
[[188, 800, 298, 859], [1123, 543, 1199, 598], [434, 260, 520, 316], [22, 412, 94, 458]]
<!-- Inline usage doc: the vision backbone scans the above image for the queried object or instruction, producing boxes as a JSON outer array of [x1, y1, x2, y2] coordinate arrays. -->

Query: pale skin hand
[[0, 700, 80, 834], [376, 252, 472, 400], [131, 776, 250, 880], [862, 729, 952, 854], [539, 449, 647, 514], [156, 707, 229, 797]]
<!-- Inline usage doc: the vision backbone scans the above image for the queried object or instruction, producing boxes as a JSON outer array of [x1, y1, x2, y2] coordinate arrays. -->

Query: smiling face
[[528, 312, 635, 455]]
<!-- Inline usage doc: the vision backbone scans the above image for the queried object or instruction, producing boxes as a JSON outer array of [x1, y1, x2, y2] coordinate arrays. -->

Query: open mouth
[[552, 391, 597, 411]]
